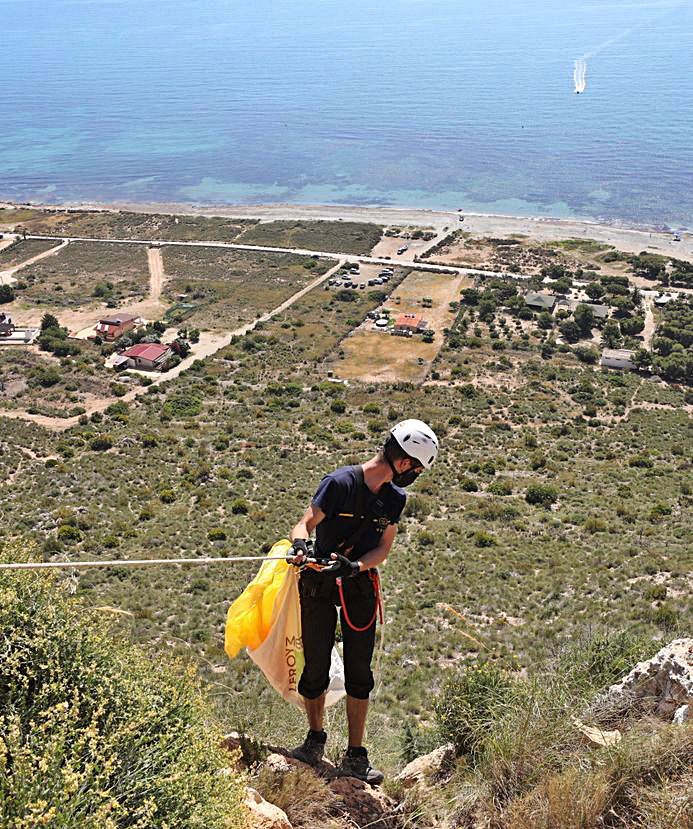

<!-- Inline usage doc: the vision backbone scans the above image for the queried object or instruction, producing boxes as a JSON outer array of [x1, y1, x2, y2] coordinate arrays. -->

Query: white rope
[[0, 555, 299, 572]]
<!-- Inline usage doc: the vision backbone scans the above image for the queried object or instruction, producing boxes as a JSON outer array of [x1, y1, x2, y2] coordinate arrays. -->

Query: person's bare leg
[[346, 695, 369, 747], [304, 693, 326, 732]]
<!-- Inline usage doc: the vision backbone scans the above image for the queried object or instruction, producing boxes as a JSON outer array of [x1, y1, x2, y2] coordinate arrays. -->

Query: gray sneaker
[[289, 729, 326, 766], [336, 749, 384, 785]]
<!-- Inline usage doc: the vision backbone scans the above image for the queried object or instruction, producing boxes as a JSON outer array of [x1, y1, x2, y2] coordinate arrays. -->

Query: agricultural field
[[160, 246, 332, 330], [237, 219, 383, 254], [13, 242, 149, 308], [0, 239, 58, 269], [0, 216, 690, 789], [6, 208, 256, 243]]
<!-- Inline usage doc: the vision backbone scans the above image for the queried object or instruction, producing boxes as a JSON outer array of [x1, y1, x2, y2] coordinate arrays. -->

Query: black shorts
[[297, 569, 377, 701]]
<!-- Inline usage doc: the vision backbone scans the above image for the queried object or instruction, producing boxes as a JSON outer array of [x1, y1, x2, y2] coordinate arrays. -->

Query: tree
[[461, 288, 480, 306], [478, 299, 496, 322], [574, 304, 595, 336], [553, 278, 573, 295], [559, 319, 581, 344], [0, 285, 15, 304], [537, 311, 553, 330], [602, 320, 622, 349], [632, 348, 652, 369], [585, 282, 605, 301], [620, 316, 645, 336], [40, 313, 60, 330]]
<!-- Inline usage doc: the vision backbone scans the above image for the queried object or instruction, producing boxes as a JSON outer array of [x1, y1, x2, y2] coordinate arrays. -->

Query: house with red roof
[[121, 342, 172, 371], [95, 312, 141, 341]]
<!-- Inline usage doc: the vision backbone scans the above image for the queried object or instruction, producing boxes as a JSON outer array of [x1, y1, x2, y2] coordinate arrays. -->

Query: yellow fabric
[[224, 539, 293, 658]]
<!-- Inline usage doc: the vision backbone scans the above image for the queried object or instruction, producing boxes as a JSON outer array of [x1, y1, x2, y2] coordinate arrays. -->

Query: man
[[288, 419, 439, 784]]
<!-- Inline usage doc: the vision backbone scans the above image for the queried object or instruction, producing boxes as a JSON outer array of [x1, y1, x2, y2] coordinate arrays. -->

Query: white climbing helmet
[[389, 419, 439, 469]]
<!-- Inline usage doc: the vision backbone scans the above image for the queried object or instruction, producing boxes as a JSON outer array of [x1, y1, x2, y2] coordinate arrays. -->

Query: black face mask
[[385, 450, 422, 488]]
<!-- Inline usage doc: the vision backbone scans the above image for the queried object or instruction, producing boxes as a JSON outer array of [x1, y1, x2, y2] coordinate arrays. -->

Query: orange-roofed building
[[394, 313, 426, 332]]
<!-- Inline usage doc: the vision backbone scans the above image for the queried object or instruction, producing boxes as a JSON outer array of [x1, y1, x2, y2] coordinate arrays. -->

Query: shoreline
[[2, 197, 691, 261]]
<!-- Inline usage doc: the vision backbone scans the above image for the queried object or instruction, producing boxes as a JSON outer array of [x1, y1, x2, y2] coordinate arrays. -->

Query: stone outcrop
[[245, 787, 293, 829], [601, 638, 693, 719], [394, 743, 456, 788], [329, 776, 403, 829]]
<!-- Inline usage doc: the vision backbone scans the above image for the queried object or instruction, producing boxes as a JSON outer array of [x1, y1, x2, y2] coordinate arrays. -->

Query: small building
[[600, 348, 636, 371], [95, 312, 140, 341], [394, 313, 427, 333], [524, 292, 556, 311], [555, 298, 610, 320], [654, 292, 677, 307], [121, 342, 172, 371]]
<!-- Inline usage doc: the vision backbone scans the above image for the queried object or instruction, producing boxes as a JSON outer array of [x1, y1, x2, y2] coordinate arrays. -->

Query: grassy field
[[237, 219, 383, 254], [10, 209, 256, 242], [0, 239, 58, 268], [0, 207, 45, 226], [160, 246, 332, 330], [15, 242, 149, 308]]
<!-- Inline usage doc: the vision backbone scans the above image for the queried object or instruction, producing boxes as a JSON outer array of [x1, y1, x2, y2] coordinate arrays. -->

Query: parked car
[[397, 245, 408, 255]]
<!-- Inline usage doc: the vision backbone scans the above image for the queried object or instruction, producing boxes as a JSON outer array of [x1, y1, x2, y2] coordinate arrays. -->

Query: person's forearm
[[356, 545, 390, 572], [290, 521, 310, 542]]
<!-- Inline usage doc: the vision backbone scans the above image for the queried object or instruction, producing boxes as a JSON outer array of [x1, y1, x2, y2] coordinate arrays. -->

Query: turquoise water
[[1, 0, 692, 226]]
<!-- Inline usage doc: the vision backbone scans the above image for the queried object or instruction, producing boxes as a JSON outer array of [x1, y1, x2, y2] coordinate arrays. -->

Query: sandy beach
[[2, 199, 691, 263]]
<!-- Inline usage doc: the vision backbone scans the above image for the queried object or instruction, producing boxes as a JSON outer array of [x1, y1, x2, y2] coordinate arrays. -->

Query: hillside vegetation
[[0, 540, 245, 829], [0, 213, 690, 826]]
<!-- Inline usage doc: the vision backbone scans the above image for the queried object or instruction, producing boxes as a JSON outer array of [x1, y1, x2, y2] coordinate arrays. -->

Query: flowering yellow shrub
[[0, 541, 245, 829]]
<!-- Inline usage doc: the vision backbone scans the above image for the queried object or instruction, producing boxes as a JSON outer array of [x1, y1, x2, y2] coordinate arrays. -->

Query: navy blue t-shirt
[[312, 465, 406, 559]]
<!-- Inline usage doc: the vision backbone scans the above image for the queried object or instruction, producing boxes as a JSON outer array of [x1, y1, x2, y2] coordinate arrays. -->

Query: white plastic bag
[[248, 567, 346, 708]]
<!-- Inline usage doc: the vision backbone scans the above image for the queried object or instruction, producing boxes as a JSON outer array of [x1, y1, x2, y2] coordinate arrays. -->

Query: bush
[[629, 455, 654, 468], [89, 435, 113, 452], [208, 528, 227, 541], [159, 489, 176, 503], [0, 284, 15, 303], [487, 479, 513, 496], [57, 524, 81, 542], [525, 483, 558, 506], [231, 498, 249, 515], [0, 542, 245, 828], [435, 664, 514, 756]]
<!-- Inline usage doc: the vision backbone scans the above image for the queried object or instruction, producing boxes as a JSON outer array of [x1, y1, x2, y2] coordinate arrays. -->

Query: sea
[[1, 0, 692, 227]]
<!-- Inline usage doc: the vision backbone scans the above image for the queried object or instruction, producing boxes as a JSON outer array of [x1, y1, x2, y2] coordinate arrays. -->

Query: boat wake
[[573, 59, 587, 94]]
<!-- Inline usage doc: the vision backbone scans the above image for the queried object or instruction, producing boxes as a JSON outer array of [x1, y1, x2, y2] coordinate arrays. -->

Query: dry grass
[[237, 219, 383, 255], [0, 239, 58, 268], [16, 242, 149, 308], [254, 765, 346, 829]]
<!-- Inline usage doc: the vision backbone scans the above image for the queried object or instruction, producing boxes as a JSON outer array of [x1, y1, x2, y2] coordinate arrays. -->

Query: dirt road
[[147, 246, 164, 302], [0, 239, 68, 285]]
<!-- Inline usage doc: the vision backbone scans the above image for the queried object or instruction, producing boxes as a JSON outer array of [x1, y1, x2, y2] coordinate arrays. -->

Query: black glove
[[288, 538, 310, 563], [329, 554, 360, 579]]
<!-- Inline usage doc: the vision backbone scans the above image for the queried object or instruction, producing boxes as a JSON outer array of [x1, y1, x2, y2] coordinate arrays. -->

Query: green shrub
[[89, 435, 113, 451], [525, 483, 558, 506], [163, 391, 203, 419], [231, 498, 249, 515], [435, 664, 514, 756], [159, 489, 176, 503], [487, 479, 513, 496], [57, 524, 81, 542], [460, 477, 479, 492], [208, 528, 227, 541], [629, 455, 654, 469], [473, 529, 498, 547], [0, 542, 245, 828]]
